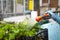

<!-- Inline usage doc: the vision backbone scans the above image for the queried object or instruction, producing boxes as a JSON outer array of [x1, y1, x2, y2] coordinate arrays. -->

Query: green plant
[[18, 19, 41, 37], [0, 23, 6, 40], [0, 19, 41, 40], [0, 23, 18, 40], [0, 28, 5, 39]]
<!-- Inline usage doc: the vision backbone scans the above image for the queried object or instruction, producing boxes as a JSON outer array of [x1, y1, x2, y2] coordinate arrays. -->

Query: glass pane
[[3, 0, 13, 13], [19, 0, 21, 4], [16, 0, 24, 13], [3, 0, 6, 12], [25, 0, 29, 10], [34, 0, 39, 11], [0, 1, 2, 13], [11, 0, 13, 13]]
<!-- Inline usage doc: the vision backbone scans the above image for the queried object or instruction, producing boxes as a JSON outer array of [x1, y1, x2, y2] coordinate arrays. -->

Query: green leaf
[[0, 28, 5, 39], [9, 33, 15, 40]]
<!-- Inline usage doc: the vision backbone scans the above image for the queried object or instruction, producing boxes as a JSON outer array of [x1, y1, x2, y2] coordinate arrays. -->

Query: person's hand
[[36, 16, 42, 22]]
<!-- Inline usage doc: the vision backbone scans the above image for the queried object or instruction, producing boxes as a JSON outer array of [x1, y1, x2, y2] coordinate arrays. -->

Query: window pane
[[3, 0, 6, 12], [16, 0, 24, 13], [25, 0, 29, 10], [3, 0, 13, 13], [0, 1, 2, 13]]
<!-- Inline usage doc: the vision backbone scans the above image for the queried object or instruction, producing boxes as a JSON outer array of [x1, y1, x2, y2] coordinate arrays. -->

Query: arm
[[45, 10, 60, 23]]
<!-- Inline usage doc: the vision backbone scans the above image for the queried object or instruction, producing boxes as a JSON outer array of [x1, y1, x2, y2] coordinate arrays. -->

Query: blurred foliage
[[0, 19, 41, 40]]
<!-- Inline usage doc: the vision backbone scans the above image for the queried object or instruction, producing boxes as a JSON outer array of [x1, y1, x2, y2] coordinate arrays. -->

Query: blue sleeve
[[46, 10, 60, 23]]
